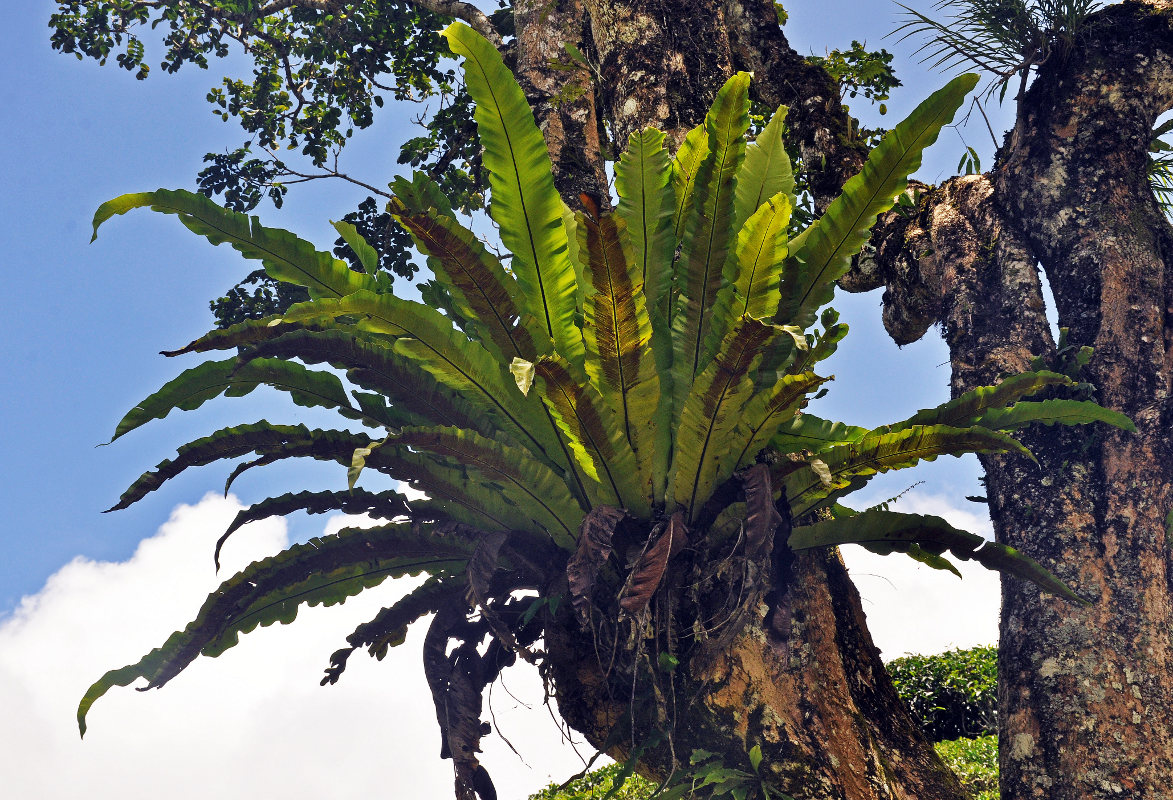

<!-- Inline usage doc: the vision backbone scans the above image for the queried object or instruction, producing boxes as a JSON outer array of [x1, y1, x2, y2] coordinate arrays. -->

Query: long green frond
[[670, 318, 796, 518], [442, 22, 582, 367], [242, 328, 495, 437], [615, 127, 677, 319], [785, 424, 1031, 515], [217, 488, 414, 568], [111, 358, 356, 441], [392, 426, 585, 547], [733, 105, 793, 232], [358, 444, 537, 534], [278, 291, 568, 470], [389, 192, 540, 361], [886, 369, 1074, 432], [770, 413, 870, 454], [91, 189, 374, 299], [532, 357, 647, 516], [109, 423, 371, 511], [790, 509, 1085, 603], [730, 371, 829, 469], [977, 399, 1135, 432], [578, 211, 660, 503], [672, 72, 753, 404], [323, 576, 462, 684], [79, 521, 479, 736], [778, 74, 977, 331], [703, 193, 794, 360]]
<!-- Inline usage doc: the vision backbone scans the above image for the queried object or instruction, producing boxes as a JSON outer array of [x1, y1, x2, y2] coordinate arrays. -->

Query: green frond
[[790, 508, 1085, 603], [217, 488, 415, 569], [886, 369, 1074, 432], [672, 72, 753, 403], [976, 398, 1135, 432], [91, 189, 375, 299], [779, 73, 977, 332], [615, 127, 677, 322], [785, 424, 1032, 516], [670, 318, 798, 519], [161, 317, 322, 357], [241, 328, 495, 437], [357, 444, 538, 534], [111, 357, 357, 442], [109, 423, 371, 512], [704, 193, 794, 360], [331, 220, 380, 274], [79, 521, 480, 736], [391, 426, 585, 547], [389, 190, 539, 361], [532, 357, 647, 516], [278, 291, 569, 471], [730, 371, 830, 469], [578, 211, 660, 504], [770, 413, 870, 455], [733, 105, 794, 233], [323, 576, 462, 685], [442, 22, 583, 368], [671, 122, 710, 253]]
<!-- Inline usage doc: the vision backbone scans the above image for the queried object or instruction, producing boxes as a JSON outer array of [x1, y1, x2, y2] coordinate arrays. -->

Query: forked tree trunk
[[843, 3, 1173, 798], [511, 3, 969, 798]]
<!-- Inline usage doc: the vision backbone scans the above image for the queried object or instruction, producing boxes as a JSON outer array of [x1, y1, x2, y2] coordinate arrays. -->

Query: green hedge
[[935, 735, 998, 800], [886, 645, 997, 742], [530, 763, 655, 799]]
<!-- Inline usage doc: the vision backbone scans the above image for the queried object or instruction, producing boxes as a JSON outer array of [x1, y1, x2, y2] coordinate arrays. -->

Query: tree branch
[[405, 0, 503, 48], [721, 0, 867, 210]]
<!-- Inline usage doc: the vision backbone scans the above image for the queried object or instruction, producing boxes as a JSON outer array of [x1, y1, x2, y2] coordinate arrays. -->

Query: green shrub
[[934, 735, 998, 800], [887, 645, 996, 741], [530, 763, 655, 800]]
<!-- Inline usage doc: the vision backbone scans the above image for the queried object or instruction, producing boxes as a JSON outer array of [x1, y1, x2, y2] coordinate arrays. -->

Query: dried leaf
[[466, 531, 509, 609], [740, 463, 782, 559], [620, 512, 688, 613], [567, 506, 625, 623]]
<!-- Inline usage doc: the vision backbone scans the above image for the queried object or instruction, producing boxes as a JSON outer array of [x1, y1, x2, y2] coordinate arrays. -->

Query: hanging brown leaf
[[465, 530, 510, 609], [448, 641, 490, 800], [740, 463, 782, 560], [464, 531, 537, 663], [567, 506, 625, 623], [422, 604, 495, 800], [620, 512, 688, 614]]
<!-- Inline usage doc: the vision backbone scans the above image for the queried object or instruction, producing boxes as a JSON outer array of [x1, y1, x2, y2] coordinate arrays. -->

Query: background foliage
[[887, 645, 997, 741]]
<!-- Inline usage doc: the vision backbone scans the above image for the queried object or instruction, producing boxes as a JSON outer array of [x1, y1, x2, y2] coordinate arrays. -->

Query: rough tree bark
[[841, 2, 1173, 798]]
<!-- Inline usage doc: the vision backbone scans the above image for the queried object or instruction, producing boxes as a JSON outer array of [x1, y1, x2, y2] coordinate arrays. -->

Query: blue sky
[[0, 3, 1017, 795], [1, 0, 1012, 613]]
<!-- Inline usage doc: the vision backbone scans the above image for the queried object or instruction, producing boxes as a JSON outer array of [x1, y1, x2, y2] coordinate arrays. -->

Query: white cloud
[[839, 492, 1000, 659], [2, 491, 999, 799], [0, 494, 587, 800]]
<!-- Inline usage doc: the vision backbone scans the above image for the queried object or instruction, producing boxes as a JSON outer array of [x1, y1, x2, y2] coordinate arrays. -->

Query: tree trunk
[[543, 534, 966, 799], [509, 3, 969, 797], [843, 3, 1173, 798]]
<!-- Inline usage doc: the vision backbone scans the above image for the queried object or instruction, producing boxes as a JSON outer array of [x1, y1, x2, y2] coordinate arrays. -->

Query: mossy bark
[[844, 4, 1173, 797]]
